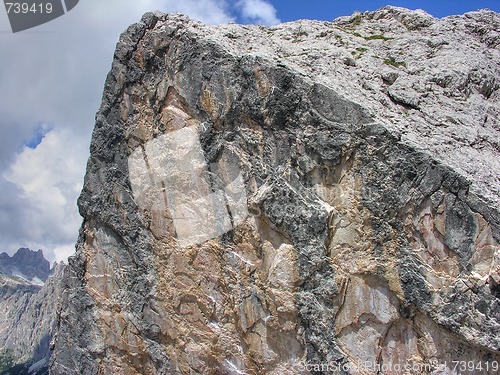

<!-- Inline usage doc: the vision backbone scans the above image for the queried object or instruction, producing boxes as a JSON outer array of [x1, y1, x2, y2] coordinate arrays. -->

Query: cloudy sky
[[0, 0, 498, 263]]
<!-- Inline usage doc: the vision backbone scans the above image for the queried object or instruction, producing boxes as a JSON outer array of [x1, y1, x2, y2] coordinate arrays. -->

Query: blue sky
[[0, 0, 498, 262], [265, 0, 499, 21]]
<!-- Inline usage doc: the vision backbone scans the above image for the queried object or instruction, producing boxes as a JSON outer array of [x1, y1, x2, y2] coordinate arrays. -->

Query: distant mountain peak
[[0, 248, 51, 284]]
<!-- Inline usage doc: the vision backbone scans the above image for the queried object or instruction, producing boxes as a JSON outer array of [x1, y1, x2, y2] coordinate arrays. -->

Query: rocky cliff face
[[0, 252, 64, 374], [51, 7, 499, 374]]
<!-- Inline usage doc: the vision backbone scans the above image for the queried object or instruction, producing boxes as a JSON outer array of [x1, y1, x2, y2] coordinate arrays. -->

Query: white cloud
[[51, 244, 76, 264], [237, 0, 280, 25], [2, 129, 87, 263], [153, 0, 235, 24]]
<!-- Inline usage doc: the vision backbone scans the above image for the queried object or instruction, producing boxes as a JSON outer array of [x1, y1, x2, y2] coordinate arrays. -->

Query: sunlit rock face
[[51, 7, 499, 374], [128, 125, 248, 247]]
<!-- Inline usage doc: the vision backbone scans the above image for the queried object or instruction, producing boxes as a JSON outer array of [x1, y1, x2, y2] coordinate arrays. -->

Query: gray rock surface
[[51, 7, 499, 374], [0, 260, 64, 374]]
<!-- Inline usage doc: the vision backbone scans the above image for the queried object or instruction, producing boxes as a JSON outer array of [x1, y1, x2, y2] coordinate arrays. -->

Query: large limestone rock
[[51, 7, 500, 374]]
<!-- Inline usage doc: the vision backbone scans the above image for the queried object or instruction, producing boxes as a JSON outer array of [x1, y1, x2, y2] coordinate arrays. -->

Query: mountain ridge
[[0, 250, 64, 375], [0, 248, 52, 286]]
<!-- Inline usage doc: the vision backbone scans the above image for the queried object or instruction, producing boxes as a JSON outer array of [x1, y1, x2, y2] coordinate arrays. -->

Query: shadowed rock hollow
[[50, 6, 500, 374]]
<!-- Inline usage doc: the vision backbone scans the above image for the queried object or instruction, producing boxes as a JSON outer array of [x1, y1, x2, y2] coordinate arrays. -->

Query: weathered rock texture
[[51, 7, 500, 374]]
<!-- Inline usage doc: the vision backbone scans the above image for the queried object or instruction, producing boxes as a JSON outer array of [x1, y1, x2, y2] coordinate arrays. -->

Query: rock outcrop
[[51, 7, 499, 374], [0, 253, 64, 374]]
